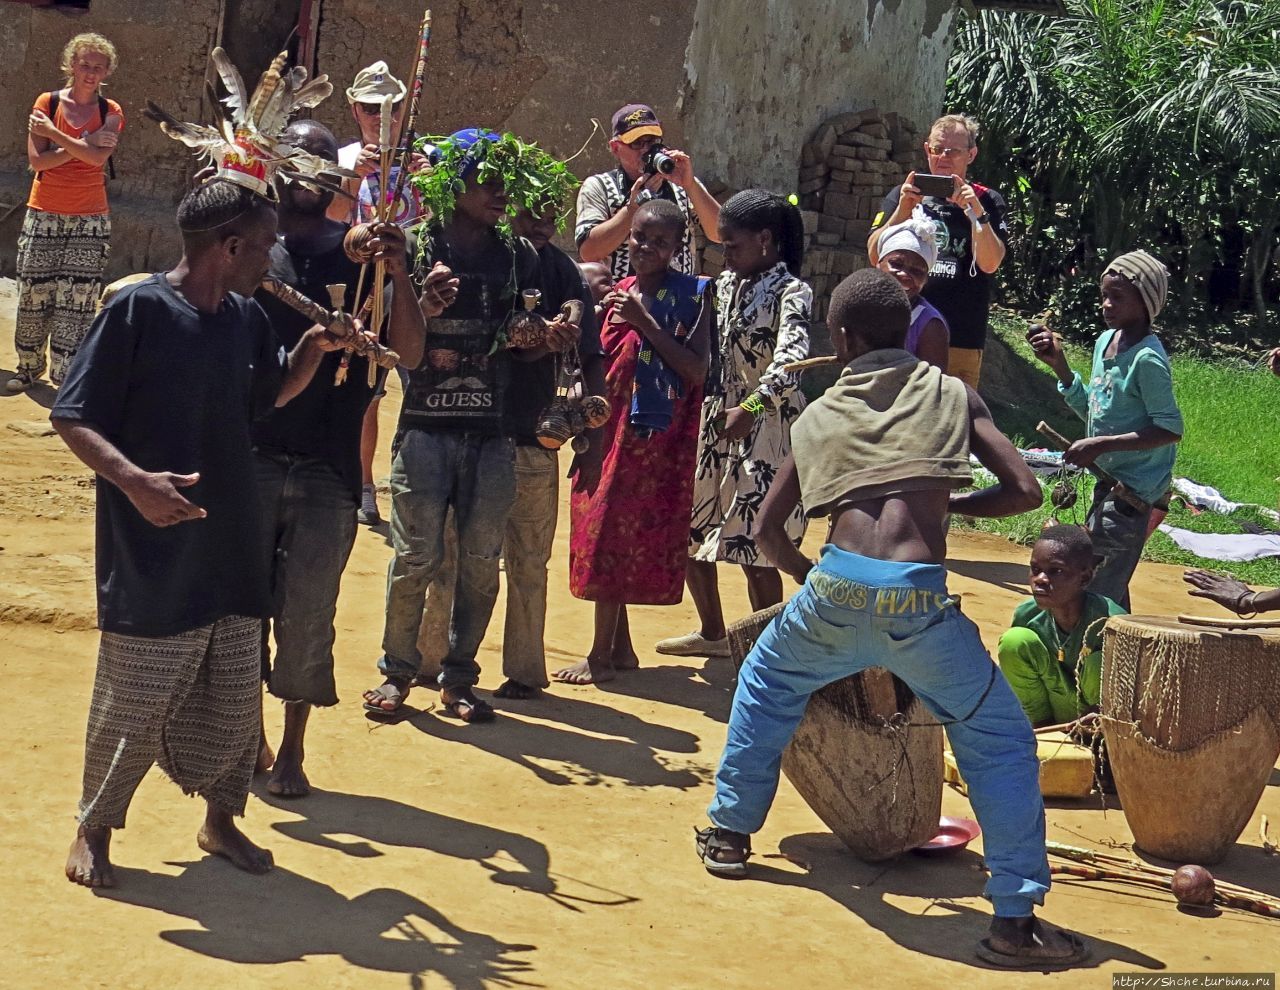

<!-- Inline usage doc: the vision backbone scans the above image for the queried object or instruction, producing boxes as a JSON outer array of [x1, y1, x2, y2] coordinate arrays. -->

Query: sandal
[[977, 920, 1089, 969], [362, 677, 411, 714], [441, 693, 496, 723], [694, 826, 751, 879]]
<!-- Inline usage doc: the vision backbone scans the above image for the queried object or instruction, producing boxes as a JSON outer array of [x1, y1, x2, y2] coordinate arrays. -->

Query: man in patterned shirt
[[575, 104, 721, 282]]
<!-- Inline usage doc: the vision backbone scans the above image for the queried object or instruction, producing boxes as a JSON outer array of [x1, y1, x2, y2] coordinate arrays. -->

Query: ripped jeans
[[379, 429, 516, 689]]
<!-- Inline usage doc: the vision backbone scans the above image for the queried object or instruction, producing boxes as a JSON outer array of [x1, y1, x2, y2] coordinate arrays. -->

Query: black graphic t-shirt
[[401, 226, 540, 435], [872, 182, 1009, 350]]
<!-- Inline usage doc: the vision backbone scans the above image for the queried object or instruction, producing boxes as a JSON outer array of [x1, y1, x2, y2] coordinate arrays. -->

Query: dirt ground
[[1, 277, 1278, 989]]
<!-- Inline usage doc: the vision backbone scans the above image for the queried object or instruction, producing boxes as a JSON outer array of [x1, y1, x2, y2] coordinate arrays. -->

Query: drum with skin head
[[1101, 614, 1280, 864]]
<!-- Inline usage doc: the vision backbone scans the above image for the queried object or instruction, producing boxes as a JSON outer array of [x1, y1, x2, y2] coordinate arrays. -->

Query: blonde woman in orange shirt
[[10, 32, 123, 391]]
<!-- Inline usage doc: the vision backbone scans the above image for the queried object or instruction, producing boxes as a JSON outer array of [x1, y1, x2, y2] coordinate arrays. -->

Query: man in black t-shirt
[[52, 179, 342, 889], [417, 203, 606, 698], [251, 121, 424, 797], [868, 113, 1009, 390], [364, 129, 550, 723]]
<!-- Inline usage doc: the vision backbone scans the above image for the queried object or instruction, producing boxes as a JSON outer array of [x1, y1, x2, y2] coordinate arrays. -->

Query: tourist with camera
[[868, 113, 1008, 390], [575, 104, 721, 282]]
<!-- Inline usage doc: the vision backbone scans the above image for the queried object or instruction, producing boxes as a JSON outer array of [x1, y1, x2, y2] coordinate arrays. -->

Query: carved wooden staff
[[260, 277, 398, 370], [389, 7, 432, 211]]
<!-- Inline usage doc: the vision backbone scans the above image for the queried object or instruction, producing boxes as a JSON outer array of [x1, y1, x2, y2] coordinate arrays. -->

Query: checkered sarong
[[78, 615, 261, 828]]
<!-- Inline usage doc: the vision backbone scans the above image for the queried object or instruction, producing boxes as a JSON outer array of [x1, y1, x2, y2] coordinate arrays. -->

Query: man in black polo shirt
[[252, 120, 424, 797], [575, 103, 722, 282], [868, 113, 1009, 390], [53, 178, 341, 888]]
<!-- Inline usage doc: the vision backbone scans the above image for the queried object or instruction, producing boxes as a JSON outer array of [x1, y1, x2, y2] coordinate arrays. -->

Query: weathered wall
[[680, 0, 957, 194], [0, 0, 961, 279], [0, 0, 226, 277], [309, 0, 694, 177]]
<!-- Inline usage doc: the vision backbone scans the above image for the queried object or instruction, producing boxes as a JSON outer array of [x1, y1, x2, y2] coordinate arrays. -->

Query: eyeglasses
[[926, 144, 969, 158], [356, 103, 399, 116]]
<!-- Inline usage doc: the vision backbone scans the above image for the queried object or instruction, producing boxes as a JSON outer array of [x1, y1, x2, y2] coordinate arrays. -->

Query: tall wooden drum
[[727, 603, 944, 862], [1101, 615, 1280, 864]]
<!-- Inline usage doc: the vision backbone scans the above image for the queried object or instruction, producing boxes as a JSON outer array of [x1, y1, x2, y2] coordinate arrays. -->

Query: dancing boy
[[54, 179, 341, 887], [698, 269, 1088, 968]]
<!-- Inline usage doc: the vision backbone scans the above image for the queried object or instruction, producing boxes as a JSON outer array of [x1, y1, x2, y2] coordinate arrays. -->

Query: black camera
[[642, 143, 677, 176]]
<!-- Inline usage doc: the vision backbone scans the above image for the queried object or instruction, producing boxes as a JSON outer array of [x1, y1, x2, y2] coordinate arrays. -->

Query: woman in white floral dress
[[657, 190, 812, 657]]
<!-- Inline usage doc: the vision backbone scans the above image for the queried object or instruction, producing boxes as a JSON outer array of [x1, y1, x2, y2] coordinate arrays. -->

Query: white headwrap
[[877, 216, 939, 270]]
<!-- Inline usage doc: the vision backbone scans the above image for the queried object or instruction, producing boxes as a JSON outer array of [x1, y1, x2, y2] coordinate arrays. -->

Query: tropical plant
[[410, 131, 580, 229], [948, 0, 1280, 344]]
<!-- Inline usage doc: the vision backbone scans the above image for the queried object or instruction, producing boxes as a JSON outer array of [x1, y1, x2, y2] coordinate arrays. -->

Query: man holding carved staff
[[252, 120, 424, 796]]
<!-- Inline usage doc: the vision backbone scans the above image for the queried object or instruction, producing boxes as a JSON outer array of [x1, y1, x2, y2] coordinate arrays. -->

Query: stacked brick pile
[[702, 108, 924, 325]]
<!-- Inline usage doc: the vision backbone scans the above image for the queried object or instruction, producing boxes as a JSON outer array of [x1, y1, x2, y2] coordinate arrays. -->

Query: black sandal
[[694, 826, 751, 879], [362, 677, 411, 714]]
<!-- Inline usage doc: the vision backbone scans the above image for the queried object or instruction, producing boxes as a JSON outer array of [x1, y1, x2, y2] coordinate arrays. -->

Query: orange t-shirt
[[27, 91, 124, 216]]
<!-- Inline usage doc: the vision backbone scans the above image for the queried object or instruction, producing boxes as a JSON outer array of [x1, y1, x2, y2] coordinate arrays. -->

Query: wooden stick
[[1035, 420, 1149, 512], [781, 355, 838, 373], [259, 279, 397, 370], [390, 8, 433, 209]]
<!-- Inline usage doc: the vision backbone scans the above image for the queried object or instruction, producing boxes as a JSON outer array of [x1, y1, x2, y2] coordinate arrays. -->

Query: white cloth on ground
[[1156, 524, 1280, 562]]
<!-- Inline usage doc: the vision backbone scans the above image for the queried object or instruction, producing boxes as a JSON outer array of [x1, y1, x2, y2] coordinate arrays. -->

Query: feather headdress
[[144, 47, 356, 201]]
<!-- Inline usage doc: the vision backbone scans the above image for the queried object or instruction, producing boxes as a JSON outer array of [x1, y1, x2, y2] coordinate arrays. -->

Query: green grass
[[958, 312, 1280, 588]]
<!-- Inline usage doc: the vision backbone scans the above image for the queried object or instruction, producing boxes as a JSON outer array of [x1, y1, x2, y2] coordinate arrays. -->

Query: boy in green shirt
[[998, 525, 1126, 727]]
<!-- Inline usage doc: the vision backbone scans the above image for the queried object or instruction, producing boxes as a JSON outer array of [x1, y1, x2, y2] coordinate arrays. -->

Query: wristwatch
[[974, 212, 991, 227]]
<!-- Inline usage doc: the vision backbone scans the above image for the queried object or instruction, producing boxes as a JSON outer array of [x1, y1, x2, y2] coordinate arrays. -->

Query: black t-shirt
[[503, 244, 605, 445], [253, 234, 379, 502], [51, 274, 286, 637], [401, 226, 540, 435], [872, 182, 1009, 349]]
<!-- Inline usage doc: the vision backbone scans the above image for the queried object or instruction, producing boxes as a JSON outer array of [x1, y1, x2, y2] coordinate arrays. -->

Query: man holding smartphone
[[868, 113, 1009, 390]]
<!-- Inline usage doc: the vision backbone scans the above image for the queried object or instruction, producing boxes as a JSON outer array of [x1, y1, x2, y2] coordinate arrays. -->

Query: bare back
[[827, 489, 953, 564]]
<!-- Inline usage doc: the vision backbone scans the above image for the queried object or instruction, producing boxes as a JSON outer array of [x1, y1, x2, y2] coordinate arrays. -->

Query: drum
[[727, 603, 944, 862], [1101, 615, 1280, 864]]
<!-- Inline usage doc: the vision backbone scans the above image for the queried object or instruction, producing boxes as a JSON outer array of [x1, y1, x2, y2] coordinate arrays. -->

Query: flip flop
[[362, 678, 411, 714], [441, 695, 496, 723], [976, 922, 1089, 969]]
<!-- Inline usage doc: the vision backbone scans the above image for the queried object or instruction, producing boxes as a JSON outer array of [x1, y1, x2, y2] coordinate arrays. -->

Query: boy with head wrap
[[1027, 250, 1183, 608]]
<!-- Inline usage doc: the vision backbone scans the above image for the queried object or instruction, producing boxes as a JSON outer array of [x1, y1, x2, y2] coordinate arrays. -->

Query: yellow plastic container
[[945, 731, 1095, 798]]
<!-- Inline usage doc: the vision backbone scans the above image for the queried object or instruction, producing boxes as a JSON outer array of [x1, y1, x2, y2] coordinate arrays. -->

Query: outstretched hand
[[122, 471, 207, 527], [1184, 569, 1253, 612]]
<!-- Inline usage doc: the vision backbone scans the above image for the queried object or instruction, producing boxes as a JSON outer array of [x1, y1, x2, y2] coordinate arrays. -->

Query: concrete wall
[[680, 0, 957, 194], [0, 0, 225, 276]]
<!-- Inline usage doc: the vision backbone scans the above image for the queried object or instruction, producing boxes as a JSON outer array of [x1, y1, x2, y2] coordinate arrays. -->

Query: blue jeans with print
[[708, 545, 1050, 918], [380, 429, 516, 689]]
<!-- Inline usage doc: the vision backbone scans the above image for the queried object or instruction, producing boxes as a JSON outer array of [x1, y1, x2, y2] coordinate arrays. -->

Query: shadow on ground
[[101, 858, 540, 989], [750, 832, 1165, 971], [947, 557, 1031, 595], [368, 691, 711, 789]]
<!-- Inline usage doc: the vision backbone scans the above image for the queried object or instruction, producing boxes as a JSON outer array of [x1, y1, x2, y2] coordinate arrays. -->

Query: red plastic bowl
[[914, 816, 982, 856]]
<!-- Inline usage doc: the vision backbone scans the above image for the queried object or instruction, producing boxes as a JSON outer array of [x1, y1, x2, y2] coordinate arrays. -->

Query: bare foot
[[612, 647, 640, 670], [494, 678, 542, 700], [197, 809, 274, 874], [256, 734, 275, 774], [553, 655, 616, 685], [65, 825, 115, 888], [266, 755, 311, 798]]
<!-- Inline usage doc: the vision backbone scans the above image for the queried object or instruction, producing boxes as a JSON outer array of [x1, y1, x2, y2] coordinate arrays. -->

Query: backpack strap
[[98, 95, 116, 180]]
